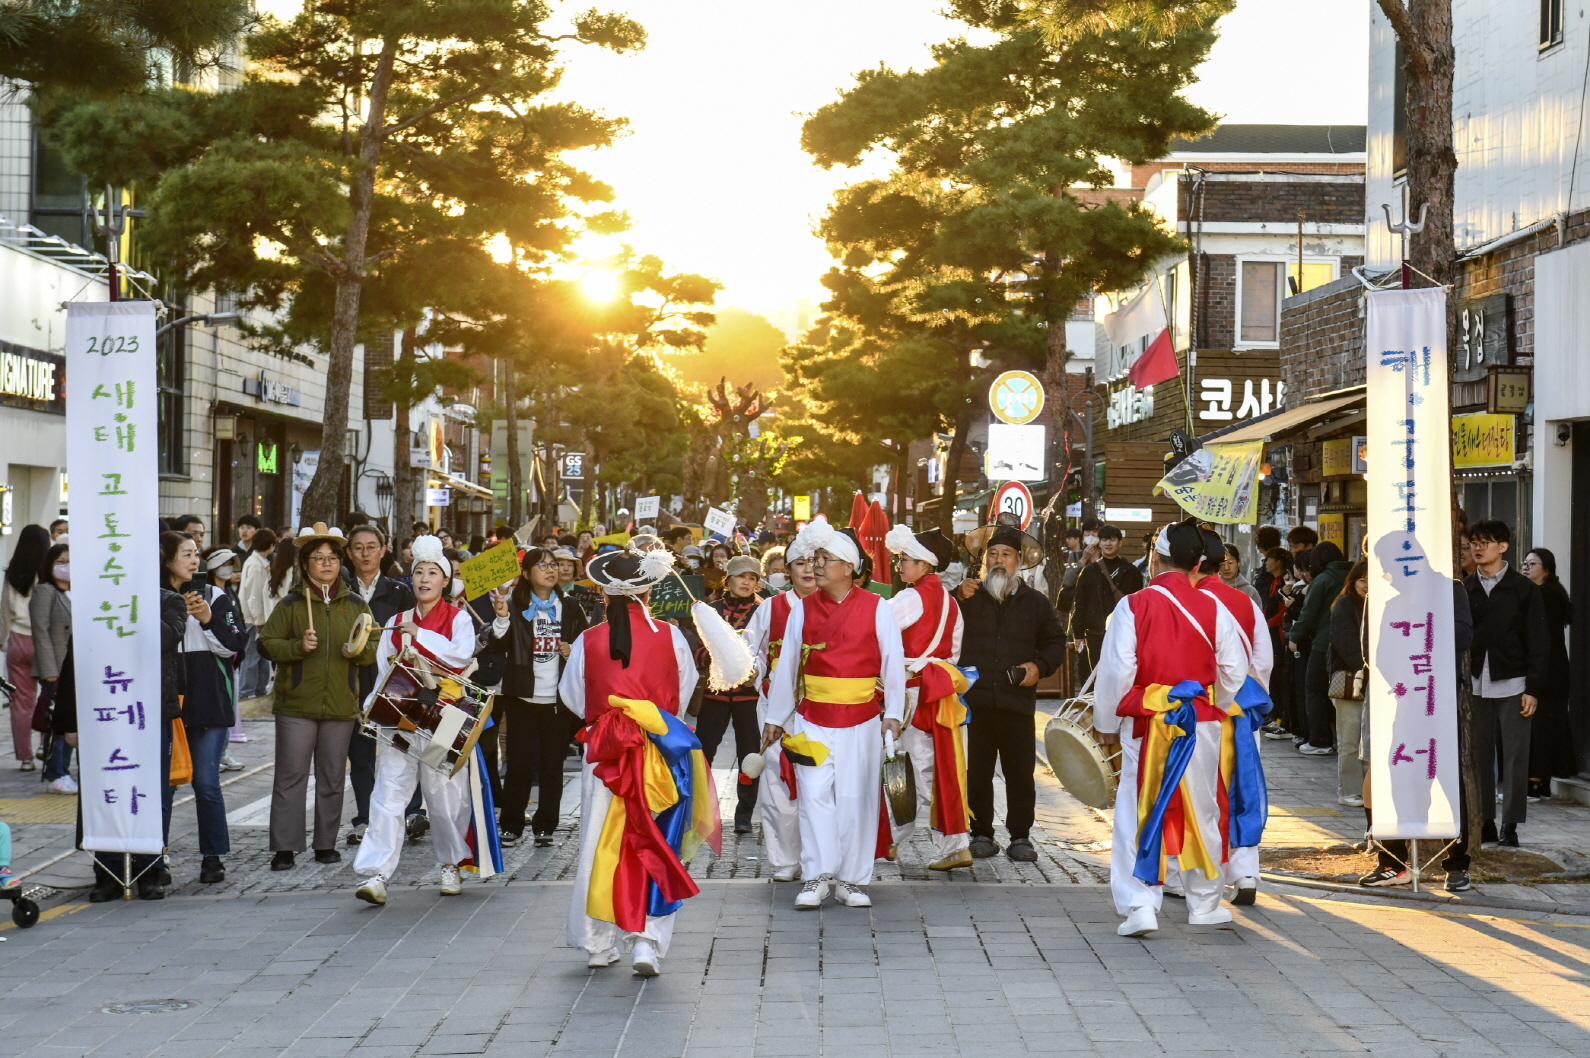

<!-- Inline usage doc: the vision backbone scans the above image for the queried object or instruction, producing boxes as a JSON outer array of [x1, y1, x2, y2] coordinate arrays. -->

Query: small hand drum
[[363, 652, 493, 777], [1043, 695, 1123, 810]]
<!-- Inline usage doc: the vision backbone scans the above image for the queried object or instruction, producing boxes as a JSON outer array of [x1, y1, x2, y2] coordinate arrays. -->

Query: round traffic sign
[[989, 370, 1045, 425], [991, 481, 1034, 531]]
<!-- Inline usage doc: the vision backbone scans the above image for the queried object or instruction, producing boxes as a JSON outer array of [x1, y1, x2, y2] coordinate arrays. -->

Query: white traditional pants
[[566, 760, 677, 957], [758, 742, 801, 873], [792, 714, 883, 887], [889, 723, 969, 860], [353, 734, 472, 881], [1109, 720, 1226, 920], [1223, 727, 1264, 884]]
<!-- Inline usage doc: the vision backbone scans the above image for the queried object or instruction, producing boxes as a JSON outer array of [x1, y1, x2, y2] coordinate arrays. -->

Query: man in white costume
[[764, 517, 907, 909], [354, 536, 482, 906], [1092, 519, 1249, 937], [558, 549, 699, 976], [883, 525, 970, 870], [744, 542, 819, 882]]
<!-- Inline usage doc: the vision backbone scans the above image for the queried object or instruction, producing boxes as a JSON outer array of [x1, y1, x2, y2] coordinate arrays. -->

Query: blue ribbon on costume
[[645, 711, 703, 919], [957, 666, 979, 725], [1133, 680, 1205, 886], [1228, 675, 1273, 850]]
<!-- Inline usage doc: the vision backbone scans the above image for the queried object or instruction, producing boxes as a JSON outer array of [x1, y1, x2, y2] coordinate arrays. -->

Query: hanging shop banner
[[66, 301, 165, 856], [1153, 440, 1264, 524], [1450, 412, 1516, 468], [1365, 288, 1460, 841], [792, 495, 811, 522]]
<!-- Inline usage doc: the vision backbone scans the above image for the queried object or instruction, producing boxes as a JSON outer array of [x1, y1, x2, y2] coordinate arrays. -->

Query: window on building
[[157, 326, 186, 475], [1287, 262, 1335, 296], [1393, 41, 1408, 178], [31, 140, 90, 248], [1239, 261, 1282, 345], [1542, 0, 1564, 48]]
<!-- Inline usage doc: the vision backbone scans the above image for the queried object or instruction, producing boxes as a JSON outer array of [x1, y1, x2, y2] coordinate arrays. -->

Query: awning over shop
[[429, 473, 493, 500], [1197, 388, 1364, 445]]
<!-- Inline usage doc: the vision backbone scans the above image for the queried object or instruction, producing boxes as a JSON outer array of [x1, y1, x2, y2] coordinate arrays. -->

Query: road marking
[[0, 902, 86, 931]]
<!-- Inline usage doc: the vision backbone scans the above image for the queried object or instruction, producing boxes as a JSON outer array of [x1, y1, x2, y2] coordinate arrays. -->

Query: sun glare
[[580, 269, 621, 303]]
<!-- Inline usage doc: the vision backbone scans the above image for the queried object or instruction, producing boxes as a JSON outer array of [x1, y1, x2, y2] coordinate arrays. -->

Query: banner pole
[[1410, 839, 1420, 894]]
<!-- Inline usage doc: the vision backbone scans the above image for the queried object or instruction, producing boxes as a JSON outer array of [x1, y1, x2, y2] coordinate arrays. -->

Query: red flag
[[861, 500, 891, 580], [1128, 327, 1179, 388], [847, 492, 869, 530]]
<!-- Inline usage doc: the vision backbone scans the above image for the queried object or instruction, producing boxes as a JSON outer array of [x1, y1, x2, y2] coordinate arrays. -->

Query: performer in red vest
[[883, 525, 971, 871], [1093, 519, 1249, 937], [1195, 531, 1273, 906], [765, 517, 907, 909], [745, 540, 819, 882], [354, 536, 481, 907], [558, 549, 705, 977]]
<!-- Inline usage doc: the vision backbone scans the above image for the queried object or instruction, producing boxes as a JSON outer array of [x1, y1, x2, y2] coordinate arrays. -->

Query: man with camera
[[955, 521, 1067, 862]]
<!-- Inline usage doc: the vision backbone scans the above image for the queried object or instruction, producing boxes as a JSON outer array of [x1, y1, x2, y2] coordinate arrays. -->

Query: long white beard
[[984, 566, 1017, 601]]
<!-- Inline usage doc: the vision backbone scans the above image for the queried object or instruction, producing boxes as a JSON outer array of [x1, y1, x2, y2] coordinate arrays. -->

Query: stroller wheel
[[13, 897, 39, 928]]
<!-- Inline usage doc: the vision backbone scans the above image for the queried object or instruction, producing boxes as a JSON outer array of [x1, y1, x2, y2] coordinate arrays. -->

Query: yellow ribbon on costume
[[801, 675, 878, 704], [779, 731, 830, 767], [924, 659, 972, 830], [587, 696, 681, 924], [1133, 683, 1222, 884]]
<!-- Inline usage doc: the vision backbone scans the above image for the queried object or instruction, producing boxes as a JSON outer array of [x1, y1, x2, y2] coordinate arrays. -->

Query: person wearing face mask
[[693, 556, 766, 834], [761, 547, 789, 591], [30, 543, 74, 792], [1069, 524, 1144, 671], [353, 536, 484, 905], [202, 549, 249, 772]]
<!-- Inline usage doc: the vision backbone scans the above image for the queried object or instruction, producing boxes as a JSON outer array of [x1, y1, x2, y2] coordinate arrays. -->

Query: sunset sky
[[550, 0, 1371, 335]]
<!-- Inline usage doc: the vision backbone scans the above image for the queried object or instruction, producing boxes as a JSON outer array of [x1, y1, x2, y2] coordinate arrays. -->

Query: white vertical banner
[[1365, 288, 1459, 840], [66, 302, 165, 855]]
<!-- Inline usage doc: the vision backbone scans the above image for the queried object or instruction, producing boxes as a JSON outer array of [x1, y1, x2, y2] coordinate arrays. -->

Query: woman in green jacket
[[1287, 541, 1351, 756], [260, 524, 379, 870]]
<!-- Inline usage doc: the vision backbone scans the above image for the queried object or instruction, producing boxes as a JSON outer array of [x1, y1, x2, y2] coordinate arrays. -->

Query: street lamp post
[[156, 311, 241, 338], [1066, 368, 1103, 524]]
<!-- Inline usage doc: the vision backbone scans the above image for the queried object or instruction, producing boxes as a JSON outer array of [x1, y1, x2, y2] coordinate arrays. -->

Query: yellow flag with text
[[1154, 440, 1264, 524]]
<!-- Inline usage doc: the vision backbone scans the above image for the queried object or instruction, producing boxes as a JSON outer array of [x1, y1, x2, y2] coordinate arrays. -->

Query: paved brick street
[[7, 713, 1590, 1055]]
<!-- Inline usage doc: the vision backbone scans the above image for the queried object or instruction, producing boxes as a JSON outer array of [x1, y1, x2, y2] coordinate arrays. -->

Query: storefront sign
[[988, 370, 1045, 425], [1105, 383, 1154, 428], [0, 341, 65, 414], [1488, 368, 1530, 415], [1153, 440, 1264, 524], [1451, 412, 1515, 468], [1196, 377, 1285, 423], [561, 452, 585, 480], [243, 370, 302, 407], [1317, 512, 1346, 551], [792, 495, 811, 521], [1365, 288, 1460, 841], [1103, 507, 1154, 523], [426, 487, 452, 508], [1454, 292, 1510, 383], [1321, 437, 1358, 477], [256, 442, 279, 474], [66, 301, 164, 856]]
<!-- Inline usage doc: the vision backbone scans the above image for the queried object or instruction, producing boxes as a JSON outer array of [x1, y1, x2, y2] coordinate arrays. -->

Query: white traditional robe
[[1093, 586, 1248, 919], [746, 591, 803, 873], [765, 589, 907, 886], [353, 604, 480, 882], [558, 619, 698, 957], [1201, 585, 1273, 886]]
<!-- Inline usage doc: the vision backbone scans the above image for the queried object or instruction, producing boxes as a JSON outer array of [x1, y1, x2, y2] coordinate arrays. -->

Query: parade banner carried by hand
[[66, 302, 165, 855], [1365, 288, 1459, 840], [459, 540, 522, 600], [1154, 440, 1263, 524]]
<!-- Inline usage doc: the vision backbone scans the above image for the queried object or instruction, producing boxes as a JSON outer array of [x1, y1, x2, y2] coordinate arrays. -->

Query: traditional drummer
[[353, 535, 483, 907], [1092, 519, 1250, 938], [883, 525, 972, 871]]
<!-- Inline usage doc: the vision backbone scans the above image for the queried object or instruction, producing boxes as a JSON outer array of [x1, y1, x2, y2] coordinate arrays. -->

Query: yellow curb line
[[0, 902, 86, 931]]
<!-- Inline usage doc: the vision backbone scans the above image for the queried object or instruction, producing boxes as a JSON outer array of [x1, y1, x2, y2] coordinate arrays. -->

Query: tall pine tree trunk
[[938, 403, 975, 536], [300, 41, 398, 526], [391, 326, 417, 537], [504, 360, 523, 527]]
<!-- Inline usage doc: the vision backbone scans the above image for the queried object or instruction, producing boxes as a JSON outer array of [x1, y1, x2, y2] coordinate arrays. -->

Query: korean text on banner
[[703, 507, 736, 537], [66, 302, 165, 856], [459, 540, 521, 600], [1365, 288, 1459, 841], [1153, 441, 1264, 524], [634, 495, 660, 521]]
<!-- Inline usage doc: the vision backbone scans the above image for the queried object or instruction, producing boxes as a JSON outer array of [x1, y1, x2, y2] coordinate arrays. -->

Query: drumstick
[[306, 586, 315, 636]]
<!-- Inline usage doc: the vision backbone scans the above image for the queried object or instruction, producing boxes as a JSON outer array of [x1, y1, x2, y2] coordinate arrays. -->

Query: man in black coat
[[955, 524, 1067, 862], [344, 525, 417, 846], [1068, 524, 1144, 673], [1464, 519, 1550, 847]]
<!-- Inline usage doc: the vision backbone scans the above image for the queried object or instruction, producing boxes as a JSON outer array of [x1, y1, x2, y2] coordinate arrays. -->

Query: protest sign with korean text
[[66, 302, 164, 855], [1365, 289, 1460, 840], [459, 540, 522, 600]]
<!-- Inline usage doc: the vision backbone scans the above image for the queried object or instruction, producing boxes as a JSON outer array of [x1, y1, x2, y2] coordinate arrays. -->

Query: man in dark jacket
[[344, 525, 416, 846], [1465, 519, 1550, 846], [1068, 524, 1144, 673], [955, 524, 1067, 862]]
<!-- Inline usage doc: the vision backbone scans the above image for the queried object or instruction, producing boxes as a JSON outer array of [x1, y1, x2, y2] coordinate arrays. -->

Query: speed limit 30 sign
[[990, 480, 1033, 530]]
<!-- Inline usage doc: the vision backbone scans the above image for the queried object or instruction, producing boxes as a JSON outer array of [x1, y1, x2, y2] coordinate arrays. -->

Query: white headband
[[791, 515, 860, 568], [411, 535, 451, 577], [885, 524, 937, 566], [1154, 525, 1174, 557]]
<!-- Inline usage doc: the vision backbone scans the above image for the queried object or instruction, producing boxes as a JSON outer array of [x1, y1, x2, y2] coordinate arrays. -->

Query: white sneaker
[[587, 947, 620, 968], [1188, 907, 1234, 925], [355, 877, 387, 905], [440, 864, 463, 895], [794, 878, 830, 909], [1337, 794, 1364, 807], [1117, 905, 1158, 937], [220, 755, 245, 772], [631, 938, 661, 976], [48, 775, 78, 794], [772, 865, 799, 882], [836, 881, 871, 907]]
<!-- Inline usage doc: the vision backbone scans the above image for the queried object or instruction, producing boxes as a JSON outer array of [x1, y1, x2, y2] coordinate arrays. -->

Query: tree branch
[[1374, 0, 1432, 78], [382, 86, 488, 139]]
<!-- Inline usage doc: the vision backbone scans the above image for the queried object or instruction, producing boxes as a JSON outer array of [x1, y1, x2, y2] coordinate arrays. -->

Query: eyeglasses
[[308, 554, 340, 564], [531, 562, 558, 571]]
